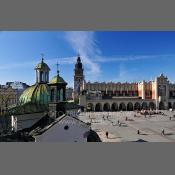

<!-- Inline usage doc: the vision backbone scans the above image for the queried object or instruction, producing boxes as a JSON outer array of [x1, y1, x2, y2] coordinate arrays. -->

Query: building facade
[[75, 56, 175, 111], [0, 82, 29, 116], [0, 86, 17, 116], [66, 87, 73, 100], [6, 81, 29, 101]]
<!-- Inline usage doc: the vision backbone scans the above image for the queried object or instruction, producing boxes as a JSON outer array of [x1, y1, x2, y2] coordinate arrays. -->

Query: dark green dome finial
[[56, 62, 60, 76], [35, 54, 50, 71]]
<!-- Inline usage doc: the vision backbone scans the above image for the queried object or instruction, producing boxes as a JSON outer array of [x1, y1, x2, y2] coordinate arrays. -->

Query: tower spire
[[77, 53, 81, 62]]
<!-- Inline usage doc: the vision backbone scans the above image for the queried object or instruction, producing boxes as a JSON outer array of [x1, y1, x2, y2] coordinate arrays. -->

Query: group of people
[[87, 112, 167, 139]]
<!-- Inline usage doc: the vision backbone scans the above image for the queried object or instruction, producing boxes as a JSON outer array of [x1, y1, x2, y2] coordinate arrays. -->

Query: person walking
[[137, 130, 140, 135], [105, 131, 109, 138], [161, 129, 165, 136]]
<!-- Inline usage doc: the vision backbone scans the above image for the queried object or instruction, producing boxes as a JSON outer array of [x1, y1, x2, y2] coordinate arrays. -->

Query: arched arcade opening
[[134, 102, 141, 110], [111, 103, 118, 111], [119, 103, 126, 111], [95, 103, 102, 112], [103, 103, 110, 111], [142, 102, 148, 110], [149, 102, 156, 110], [159, 102, 165, 110], [127, 102, 133, 111]]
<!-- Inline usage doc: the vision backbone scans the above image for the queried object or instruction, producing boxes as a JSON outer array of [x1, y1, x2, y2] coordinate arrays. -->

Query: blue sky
[[1, 31, 175, 87]]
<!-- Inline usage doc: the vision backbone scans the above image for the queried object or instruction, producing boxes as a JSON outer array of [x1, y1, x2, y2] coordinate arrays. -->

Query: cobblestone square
[[78, 111, 175, 142]]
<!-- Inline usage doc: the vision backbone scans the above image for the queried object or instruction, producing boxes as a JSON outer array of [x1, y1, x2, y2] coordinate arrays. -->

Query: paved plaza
[[78, 110, 175, 142]]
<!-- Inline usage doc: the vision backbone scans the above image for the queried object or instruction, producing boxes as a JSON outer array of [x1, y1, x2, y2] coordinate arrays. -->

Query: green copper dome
[[19, 83, 50, 105], [49, 74, 67, 84], [35, 59, 50, 71]]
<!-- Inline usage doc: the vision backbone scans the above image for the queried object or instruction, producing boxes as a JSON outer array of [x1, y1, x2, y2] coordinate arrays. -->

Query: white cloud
[[64, 31, 101, 79], [114, 64, 142, 83], [94, 54, 175, 63], [0, 57, 75, 71]]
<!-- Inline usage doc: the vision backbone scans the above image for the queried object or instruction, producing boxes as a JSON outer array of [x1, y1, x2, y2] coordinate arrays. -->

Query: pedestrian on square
[[170, 117, 172, 120], [161, 129, 165, 136], [125, 117, 128, 121], [105, 131, 109, 138], [137, 130, 140, 135], [118, 120, 120, 124]]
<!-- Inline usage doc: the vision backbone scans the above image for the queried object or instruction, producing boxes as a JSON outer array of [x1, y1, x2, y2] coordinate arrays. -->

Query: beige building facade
[[73, 56, 175, 111]]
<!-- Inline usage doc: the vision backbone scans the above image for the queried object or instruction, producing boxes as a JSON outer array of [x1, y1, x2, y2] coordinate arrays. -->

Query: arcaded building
[[74, 55, 175, 111]]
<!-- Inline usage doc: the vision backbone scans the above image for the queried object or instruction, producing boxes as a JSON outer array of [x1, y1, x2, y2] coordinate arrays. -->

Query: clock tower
[[73, 54, 84, 100]]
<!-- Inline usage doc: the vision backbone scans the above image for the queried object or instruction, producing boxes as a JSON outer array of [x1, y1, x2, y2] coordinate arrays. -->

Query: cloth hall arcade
[[73, 55, 175, 111]]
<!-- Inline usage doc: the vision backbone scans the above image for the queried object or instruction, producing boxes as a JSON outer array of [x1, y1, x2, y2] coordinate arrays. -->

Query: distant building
[[6, 81, 29, 90], [0, 86, 17, 116], [66, 87, 73, 100], [0, 82, 29, 116], [6, 81, 29, 101]]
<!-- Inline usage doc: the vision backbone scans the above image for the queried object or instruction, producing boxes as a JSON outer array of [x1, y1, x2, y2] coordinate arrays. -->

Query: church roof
[[7, 103, 48, 116], [32, 115, 90, 136], [35, 58, 50, 71], [49, 74, 67, 85], [19, 83, 50, 106]]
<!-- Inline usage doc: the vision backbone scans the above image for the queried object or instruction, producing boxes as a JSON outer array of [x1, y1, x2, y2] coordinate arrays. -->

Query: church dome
[[49, 74, 67, 84], [35, 58, 50, 71], [19, 83, 50, 106]]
